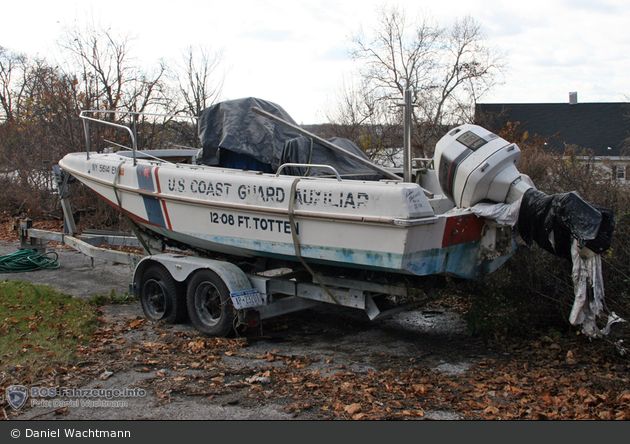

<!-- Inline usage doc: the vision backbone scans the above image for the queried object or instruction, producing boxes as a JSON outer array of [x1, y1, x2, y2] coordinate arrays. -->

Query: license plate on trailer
[[230, 289, 263, 309]]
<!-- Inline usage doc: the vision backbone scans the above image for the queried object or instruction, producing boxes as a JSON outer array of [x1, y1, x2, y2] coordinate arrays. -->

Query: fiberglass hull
[[58, 151, 516, 279]]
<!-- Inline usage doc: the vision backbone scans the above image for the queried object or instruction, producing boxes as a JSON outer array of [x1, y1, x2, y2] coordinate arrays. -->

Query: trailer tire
[[140, 263, 187, 324], [187, 269, 235, 337]]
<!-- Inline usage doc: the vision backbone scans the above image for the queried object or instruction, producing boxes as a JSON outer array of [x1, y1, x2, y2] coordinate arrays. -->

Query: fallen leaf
[[333, 402, 345, 412], [188, 341, 205, 352], [340, 382, 354, 392], [344, 403, 362, 415], [412, 384, 427, 394], [484, 406, 500, 415]]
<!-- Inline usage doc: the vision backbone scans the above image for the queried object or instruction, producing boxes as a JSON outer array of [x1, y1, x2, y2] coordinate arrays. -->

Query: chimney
[[569, 91, 578, 105]]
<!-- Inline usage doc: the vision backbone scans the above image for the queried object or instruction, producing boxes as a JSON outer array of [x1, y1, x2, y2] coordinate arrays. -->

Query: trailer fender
[[133, 253, 255, 302]]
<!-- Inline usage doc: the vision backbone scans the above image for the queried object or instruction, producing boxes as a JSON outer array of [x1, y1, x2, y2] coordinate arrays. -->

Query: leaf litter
[[2, 305, 629, 420]]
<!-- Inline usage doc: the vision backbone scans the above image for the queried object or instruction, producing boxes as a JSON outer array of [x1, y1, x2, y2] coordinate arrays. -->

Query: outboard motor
[[434, 124, 533, 208]]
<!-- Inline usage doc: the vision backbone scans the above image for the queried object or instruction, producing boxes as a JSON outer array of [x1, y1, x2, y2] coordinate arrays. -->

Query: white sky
[[1, 0, 629, 124]]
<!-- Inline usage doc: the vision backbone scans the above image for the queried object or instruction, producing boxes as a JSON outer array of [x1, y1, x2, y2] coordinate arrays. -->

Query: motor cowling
[[434, 124, 533, 208]]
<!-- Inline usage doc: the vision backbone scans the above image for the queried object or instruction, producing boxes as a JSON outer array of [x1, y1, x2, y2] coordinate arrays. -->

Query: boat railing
[[275, 163, 343, 181], [413, 158, 434, 170], [79, 110, 198, 166]]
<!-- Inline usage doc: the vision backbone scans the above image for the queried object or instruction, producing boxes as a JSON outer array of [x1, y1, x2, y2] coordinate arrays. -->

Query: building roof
[[475, 101, 630, 156]]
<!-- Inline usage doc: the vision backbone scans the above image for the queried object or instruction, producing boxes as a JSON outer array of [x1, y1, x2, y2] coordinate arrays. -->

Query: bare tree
[[126, 62, 173, 114], [351, 7, 440, 101], [58, 21, 168, 115], [323, 77, 403, 165], [0, 52, 83, 215], [59, 23, 128, 112], [0, 47, 29, 123], [426, 15, 506, 130], [349, 5, 507, 156], [57, 21, 180, 155], [171, 45, 225, 117], [324, 77, 375, 136]]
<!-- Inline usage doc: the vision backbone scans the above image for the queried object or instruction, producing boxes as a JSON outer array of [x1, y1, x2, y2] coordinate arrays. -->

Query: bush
[[461, 245, 576, 337]]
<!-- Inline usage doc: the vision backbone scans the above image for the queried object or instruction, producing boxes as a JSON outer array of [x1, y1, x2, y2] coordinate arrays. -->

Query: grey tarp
[[197, 97, 300, 170], [197, 97, 383, 179], [279, 136, 383, 180]]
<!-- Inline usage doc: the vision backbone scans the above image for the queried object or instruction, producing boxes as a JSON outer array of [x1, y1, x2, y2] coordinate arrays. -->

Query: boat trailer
[[18, 166, 439, 337]]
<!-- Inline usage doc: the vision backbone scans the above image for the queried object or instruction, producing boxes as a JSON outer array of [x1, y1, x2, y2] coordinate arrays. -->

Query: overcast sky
[[2, 0, 629, 124]]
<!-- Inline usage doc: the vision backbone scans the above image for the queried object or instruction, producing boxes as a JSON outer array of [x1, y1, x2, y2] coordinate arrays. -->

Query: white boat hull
[[59, 151, 516, 279]]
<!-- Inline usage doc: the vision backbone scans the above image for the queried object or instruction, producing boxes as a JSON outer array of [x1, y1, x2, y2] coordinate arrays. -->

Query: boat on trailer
[[54, 97, 614, 337]]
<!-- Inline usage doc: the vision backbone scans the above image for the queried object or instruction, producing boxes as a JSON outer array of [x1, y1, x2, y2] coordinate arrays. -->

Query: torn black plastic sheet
[[470, 193, 622, 338], [517, 189, 615, 260]]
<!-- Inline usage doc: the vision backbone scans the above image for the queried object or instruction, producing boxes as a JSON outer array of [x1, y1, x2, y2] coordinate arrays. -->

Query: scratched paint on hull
[[143, 224, 515, 279]]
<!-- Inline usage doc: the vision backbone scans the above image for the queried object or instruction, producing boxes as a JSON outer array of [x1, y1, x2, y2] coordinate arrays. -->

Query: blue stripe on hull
[[402, 240, 516, 279], [142, 196, 166, 228], [135, 166, 166, 228]]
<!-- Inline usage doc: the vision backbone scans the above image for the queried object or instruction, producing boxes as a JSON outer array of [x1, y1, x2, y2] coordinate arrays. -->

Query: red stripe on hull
[[441, 214, 485, 248], [154, 167, 173, 230]]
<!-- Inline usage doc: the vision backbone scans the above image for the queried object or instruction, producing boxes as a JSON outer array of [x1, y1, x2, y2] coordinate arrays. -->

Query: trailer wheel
[[140, 263, 186, 324], [187, 269, 234, 337]]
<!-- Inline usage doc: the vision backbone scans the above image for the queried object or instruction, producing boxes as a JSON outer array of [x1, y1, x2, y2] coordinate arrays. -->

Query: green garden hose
[[0, 249, 61, 273]]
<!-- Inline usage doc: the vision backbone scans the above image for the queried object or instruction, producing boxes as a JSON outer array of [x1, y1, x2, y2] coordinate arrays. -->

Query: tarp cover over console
[[197, 97, 383, 179]]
